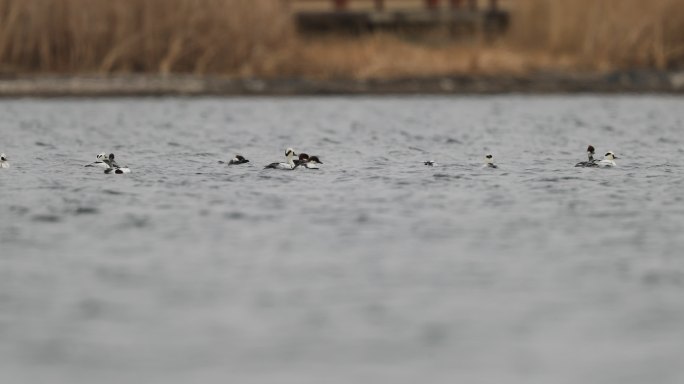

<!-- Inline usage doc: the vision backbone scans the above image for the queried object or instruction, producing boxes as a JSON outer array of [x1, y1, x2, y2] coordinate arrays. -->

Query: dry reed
[[0, 0, 682, 78], [511, 0, 684, 71], [0, 0, 295, 75]]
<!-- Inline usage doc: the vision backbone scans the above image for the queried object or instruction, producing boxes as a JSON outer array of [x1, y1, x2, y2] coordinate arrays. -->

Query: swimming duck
[[293, 153, 310, 166], [228, 155, 249, 165], [264, 148, 299, 170], [103, 153, 131, 174], [484, 154, 498, 168], [575, 145, 599, 167], [302, 155, 323, 169], [85, 153, 109, 168], [597, 151, 618, 167]]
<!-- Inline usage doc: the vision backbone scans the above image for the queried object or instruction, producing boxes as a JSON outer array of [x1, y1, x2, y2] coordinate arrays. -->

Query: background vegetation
[[0, 0, 682, 78]]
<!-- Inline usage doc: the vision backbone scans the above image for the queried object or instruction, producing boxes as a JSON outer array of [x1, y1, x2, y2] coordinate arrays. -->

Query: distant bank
[[1, 72, 683, 97]]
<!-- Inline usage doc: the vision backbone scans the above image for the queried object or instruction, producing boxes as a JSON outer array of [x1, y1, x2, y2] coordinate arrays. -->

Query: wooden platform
[[291, 0, 509, 35], [296, 9, 508, 34]]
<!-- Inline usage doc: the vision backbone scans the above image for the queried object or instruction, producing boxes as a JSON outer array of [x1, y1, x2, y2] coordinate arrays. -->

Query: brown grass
[[0, 0, 295, 75], [511, 0, 684, 71], [286, 35, 578, 79], [0, 0, 682, 78]]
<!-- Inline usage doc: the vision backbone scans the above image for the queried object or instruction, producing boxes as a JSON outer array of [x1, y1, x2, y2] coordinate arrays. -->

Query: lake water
[[1, 95, 683, 384]]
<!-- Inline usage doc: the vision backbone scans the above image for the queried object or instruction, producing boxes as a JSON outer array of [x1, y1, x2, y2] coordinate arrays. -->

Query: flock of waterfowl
[[217, 148, 323, 170], [78, 148, 323, 173], [0, 145, 617, 173]]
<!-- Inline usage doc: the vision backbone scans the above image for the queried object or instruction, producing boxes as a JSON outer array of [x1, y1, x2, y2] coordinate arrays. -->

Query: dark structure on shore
[[291, 0, 509, 36]]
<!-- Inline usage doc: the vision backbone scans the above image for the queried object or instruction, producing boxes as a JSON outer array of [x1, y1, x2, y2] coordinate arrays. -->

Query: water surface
[[1, 96, 683, 384]]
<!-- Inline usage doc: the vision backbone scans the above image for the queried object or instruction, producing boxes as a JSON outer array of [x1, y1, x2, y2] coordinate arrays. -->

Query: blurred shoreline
[[2, 1, 683, 90], [1, 72, 683, 97]]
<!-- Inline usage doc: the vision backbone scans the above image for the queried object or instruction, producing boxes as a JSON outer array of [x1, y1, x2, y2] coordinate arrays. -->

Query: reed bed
[[0, 0, 682, 78], [511, 0, 684, 71], [0, 0, 295, 75]]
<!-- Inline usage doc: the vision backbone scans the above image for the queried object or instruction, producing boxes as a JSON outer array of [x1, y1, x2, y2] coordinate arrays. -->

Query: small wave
[[658, 137, 678, 144], [32, 214, 61, 223], [9, 205, 30, 215], [320, 138, 341, 145], [224, 211, 246, 220], [34, 141, 55, 148], [102, 189, 125, 195], [74, 207, 99, 215], [123, 215, 149, 228], [534, 176, 582, 182], [433, 173, 462, 180]]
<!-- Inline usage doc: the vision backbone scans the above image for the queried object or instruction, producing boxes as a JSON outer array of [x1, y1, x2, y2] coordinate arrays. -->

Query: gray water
[[1, 95, 683, 384]]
